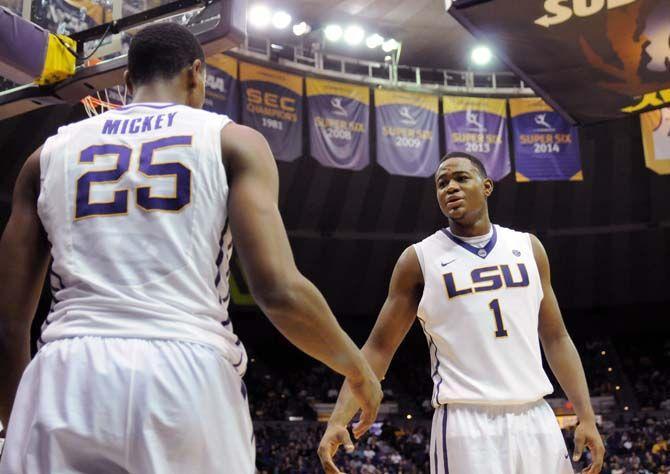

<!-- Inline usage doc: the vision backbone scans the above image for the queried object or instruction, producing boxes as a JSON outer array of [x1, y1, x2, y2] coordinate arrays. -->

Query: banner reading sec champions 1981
[[509, 98, 582, 182], [307, 78, 370, 170], [204, 54, 239, 122], [375, 89, 439, 177], [443, 96, 510, 181], [240, 62, 303, 162]]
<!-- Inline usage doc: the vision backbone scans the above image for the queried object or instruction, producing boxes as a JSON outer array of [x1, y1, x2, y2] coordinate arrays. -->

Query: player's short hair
[[438, 151, 488, 179], [128, 23, 205, 86]]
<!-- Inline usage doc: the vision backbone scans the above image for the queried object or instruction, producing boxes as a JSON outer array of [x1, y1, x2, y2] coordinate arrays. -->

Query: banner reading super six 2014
[[307, 78, 370, 170], [509, 98, 582, 182], [375, 89, 440, 177], [443, 96, 510, 182]]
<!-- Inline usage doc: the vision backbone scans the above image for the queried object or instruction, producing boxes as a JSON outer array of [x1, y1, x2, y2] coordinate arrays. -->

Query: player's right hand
[[346, 366, 382, 439], [317, 423, 354, 474]]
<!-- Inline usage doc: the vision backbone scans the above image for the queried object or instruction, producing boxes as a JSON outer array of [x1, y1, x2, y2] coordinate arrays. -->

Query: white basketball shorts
[[430, 399, 574, 474], [0, 336, 255, 473]]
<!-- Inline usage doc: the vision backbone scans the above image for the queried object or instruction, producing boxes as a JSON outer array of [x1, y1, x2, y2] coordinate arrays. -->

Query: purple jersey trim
[[115, 102, 178, 112], [441, 225, 498, 259]]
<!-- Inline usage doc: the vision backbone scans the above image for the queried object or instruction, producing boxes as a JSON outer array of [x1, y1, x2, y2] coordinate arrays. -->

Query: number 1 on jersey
[[488, 299, 508, 338]]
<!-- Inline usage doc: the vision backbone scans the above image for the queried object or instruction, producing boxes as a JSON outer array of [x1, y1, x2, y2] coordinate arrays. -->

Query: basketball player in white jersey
[[0, 23, 381, 473], [318, 152, 605, 473]]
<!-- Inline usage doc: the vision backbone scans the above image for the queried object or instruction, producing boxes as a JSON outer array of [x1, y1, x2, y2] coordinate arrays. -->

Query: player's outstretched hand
[[317, 423, 354, 474], [347, 368, 382, 439], [573, 420, 605, 474]]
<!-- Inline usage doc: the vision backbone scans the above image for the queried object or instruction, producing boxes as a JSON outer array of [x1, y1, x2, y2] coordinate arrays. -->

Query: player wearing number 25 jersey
[[0, 23, 382, 473], [318, 152, 605, 474]]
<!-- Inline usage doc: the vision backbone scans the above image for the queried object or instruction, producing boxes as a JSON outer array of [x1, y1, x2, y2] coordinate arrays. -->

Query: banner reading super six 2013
[[375, 89, 439, 177], [509, 98, 582, 182], [443, 96, 510, 181], [240, 62, 303, 162], [307, 78, 370, 170]]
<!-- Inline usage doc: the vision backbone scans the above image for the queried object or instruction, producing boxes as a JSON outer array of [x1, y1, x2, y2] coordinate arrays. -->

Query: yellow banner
[[306, 78, 369, 105], [375, 89, 437, 113], [641, 107, 670, 175], [207, 54, 237, 78], [240, 62, 303, 96], [509, 97, 553, 117], [443, 96, 507, 117]]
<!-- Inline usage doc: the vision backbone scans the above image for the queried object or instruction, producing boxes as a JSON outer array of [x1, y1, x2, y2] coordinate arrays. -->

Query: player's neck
[[448, 216, 492, 238], [131, 84, 188, 106]]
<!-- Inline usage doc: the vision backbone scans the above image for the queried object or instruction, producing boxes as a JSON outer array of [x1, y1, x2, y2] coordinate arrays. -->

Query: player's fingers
[[353, 406, 378, 438], [573, 429, 586, 462], [337, 427, 355, 452], [585, 440, 605, 473], [317, 443, 342, 474]]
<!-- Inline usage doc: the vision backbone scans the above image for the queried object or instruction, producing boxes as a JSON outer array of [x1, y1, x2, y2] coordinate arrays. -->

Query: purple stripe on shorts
[[442, 407, 449, 473]]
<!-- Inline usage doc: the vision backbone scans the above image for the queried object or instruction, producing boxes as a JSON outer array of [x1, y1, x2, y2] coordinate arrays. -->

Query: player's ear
[[123, 70, 134, 95], [483, 177, 494, 197], [189, 59, 204, 85]]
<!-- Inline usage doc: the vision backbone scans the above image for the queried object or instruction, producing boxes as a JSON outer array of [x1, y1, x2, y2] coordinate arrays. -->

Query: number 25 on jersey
[[75, 136, 192, 220]]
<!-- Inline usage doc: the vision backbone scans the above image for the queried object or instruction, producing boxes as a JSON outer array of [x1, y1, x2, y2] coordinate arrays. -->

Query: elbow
[[250, 274, 304, 318]]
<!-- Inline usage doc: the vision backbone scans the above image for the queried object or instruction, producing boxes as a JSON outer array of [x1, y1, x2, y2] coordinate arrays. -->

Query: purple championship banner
[[443, 96, 511, 181], [509, 98, 582, 182], [375, 89, 439, 177], [240, 62, 303, 162], [204, 54, 239, 122], [307, 78, 370, 170]]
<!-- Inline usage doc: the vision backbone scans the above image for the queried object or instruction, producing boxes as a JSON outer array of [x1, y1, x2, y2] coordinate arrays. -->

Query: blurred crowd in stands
[[245, 337, 670, 473]]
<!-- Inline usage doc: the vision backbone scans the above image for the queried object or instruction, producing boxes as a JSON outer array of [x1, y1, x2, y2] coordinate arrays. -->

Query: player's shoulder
[[494, 223, 531, 242]]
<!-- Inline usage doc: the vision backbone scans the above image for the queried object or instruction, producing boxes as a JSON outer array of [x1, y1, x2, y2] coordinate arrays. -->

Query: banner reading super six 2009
[[240, 62, 303, 162], [307, 78, 370, 170], [375, 89, 439, 177], [509, 98, 582, 182]]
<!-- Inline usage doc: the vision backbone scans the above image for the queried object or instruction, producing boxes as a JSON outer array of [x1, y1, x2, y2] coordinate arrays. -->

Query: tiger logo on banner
[[509, 98, 582, 182], [443, 96, 511, 181], [375, 89, 439, 177], [307, 78, 370, 170], [641, 106, 670, 175], [240, 62, 303, 162], [204, 54, 239, 122]]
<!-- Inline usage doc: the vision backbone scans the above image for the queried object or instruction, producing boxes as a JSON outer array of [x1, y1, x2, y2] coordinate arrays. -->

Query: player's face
[[435, 158, 492, 224]]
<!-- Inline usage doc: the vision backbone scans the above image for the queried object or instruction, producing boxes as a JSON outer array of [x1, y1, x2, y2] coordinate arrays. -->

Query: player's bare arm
[[220, 122, 381, 421], [0, 149, 50, 428], [532, 234, 605, 474], [317, 245, 423, 474]]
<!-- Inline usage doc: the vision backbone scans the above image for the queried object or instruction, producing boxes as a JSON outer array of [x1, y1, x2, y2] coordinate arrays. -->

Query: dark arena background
[[1, 0, 669, 473]]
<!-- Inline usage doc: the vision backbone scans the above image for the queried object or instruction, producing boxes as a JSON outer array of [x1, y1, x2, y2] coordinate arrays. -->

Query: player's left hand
[[317, 423, 354, 474], [573, 420, 605, 473]]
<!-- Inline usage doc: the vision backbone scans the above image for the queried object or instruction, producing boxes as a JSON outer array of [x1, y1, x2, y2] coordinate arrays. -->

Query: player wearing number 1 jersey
[[0, 23, 382, 473], [318, 152, 605, 474]]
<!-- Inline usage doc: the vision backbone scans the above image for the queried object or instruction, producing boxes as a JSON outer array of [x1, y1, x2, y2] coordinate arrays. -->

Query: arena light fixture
[[292, 21, 311, 36], [366, 33, 384, 49], [248, 5, 272, 29], [471, 45, 492, 66], [381, 38, 400, 52], [272, 11, 292, 29], [344, 25, 365, 46], [324, 24, 343, 42]]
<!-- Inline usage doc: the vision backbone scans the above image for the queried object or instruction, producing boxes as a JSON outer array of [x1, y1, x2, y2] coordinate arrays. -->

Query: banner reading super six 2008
[[375, 89, 439, 177], [509, 98, 582, 182], [240, 62, 303, 162], [307, 78, 370, 170], [443, 96, 510, 181]]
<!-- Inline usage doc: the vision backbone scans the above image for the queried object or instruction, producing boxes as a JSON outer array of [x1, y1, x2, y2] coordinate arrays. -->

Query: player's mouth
[[446, 195, 465, 211]]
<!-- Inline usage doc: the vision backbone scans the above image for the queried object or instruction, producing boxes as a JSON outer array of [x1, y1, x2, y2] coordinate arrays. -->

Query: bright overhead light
[[471, 45, 492, 65], [272, 11, 292, 29], [344, 25, 365, 46], [382, 38, 400, 52], [292, 21, 311, 36], [444, 0, 453, 10], [366, 33, 384, 49], [248, 5, 271, 28], [324, 24, 343, 42]]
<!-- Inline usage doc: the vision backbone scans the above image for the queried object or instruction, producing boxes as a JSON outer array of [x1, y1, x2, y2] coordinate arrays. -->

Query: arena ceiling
[[255, 0, 509, 71]]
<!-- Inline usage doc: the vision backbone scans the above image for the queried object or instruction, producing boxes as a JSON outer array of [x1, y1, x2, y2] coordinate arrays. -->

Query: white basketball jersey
[[36, 103, 247, 374], [414, 224, 552, 406]]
